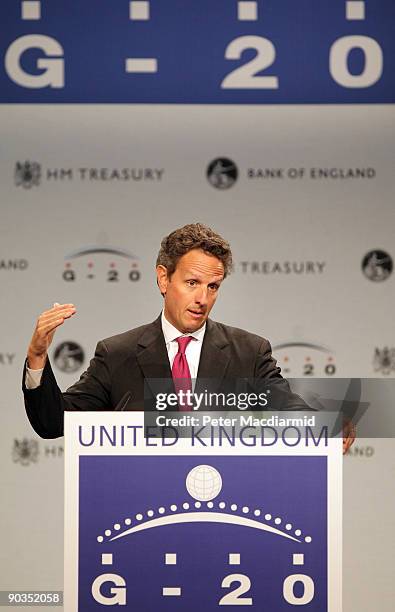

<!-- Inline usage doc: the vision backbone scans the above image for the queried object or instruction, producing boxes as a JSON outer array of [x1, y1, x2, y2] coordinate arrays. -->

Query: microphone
[[114, 391, 132, 412]]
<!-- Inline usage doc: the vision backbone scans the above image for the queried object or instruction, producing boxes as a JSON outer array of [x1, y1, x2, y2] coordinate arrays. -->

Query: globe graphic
[[186, 465, 222, 501]]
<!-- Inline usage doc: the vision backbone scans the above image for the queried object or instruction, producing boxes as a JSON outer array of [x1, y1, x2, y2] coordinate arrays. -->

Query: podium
[[64, 412, 342, 610]]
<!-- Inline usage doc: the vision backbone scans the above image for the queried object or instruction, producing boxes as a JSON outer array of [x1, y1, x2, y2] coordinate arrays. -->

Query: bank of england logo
[[207, 158, 238, 189], [14, 161, 41, 188], [12, 438, 39, 466], [373, 347, 395, 375], [62, 245, 141, 283], [362, 250, 393, 281], [89, 462, 317, 607], [273, 342, 336, 377], [54, 341, 84, 373]]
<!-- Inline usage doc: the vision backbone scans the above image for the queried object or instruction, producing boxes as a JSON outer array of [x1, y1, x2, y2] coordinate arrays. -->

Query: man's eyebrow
[[184, 271, 224, 282], [192, 268, 222, 275]]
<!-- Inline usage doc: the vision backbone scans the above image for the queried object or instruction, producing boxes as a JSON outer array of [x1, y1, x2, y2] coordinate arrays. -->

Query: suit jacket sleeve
[[254, 339, 313, 411], [22, 340, 112, 439]]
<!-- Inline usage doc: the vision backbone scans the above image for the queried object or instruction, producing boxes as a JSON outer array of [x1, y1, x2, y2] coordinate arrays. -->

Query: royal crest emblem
[[15, 161, 41, 188], [12, 438, 39, 466], [373, 347, 395, 375]]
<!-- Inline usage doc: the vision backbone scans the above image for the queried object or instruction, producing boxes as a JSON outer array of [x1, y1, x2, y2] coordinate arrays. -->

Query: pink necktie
[[172, 336, 193, 411]]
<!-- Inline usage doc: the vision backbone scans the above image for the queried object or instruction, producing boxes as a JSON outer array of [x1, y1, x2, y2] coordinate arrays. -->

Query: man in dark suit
[[23, 223, 355, 449]]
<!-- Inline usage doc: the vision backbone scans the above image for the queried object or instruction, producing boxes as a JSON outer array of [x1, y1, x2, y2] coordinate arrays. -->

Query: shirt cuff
[[25, 367, 44, 389]]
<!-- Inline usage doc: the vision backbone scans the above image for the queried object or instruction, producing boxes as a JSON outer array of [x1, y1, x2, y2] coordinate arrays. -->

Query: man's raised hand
[[27, 303, 76, 369]]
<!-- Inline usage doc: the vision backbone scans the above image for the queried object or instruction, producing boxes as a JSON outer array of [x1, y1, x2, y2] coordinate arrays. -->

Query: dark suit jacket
[[23, 316, 308, 438]]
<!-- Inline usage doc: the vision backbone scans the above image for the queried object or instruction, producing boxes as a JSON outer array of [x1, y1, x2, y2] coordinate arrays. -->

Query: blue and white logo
[[78, 455, 327, 610], [1, 0, 394, 103]]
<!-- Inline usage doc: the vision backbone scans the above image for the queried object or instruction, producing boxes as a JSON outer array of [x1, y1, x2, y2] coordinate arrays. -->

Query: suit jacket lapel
[[136, 317, 172, 396], [136, 316, 231, 403], [196, 319, 230, 395]]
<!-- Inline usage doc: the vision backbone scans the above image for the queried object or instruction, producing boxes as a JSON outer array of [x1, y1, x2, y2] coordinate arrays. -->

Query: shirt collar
[[161, 310, 206, 345]]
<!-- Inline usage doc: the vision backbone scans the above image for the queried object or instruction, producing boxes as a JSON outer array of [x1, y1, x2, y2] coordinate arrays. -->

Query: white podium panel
[[64, 412, 342, 611]]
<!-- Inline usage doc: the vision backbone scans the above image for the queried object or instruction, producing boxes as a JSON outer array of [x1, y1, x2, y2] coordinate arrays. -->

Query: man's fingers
[[40, 303, 75, 316], [342, 420, 356, 454], [50, 302, 75, 313], [39, 318, 68, 335], [52, 302, 74, 309], [39, 305, 76, 322], [37, 312, 74, 332], [40, 308, 76, 322], [35, 305, 76, 336], [29, 303, 76, 359]]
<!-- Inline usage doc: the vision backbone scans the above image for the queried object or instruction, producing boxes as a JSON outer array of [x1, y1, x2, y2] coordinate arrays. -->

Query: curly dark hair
[[156, 223, 233, 278]]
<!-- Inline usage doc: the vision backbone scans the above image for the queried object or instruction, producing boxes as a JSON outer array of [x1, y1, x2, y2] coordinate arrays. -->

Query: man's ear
[[156, 265, 169, 296]]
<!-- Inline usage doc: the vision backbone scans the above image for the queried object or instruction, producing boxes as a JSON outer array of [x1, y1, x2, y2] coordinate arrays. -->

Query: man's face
[[157, 249, 224, 333]]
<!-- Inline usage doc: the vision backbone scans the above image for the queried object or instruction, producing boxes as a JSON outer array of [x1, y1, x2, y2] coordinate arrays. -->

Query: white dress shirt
[[161, 310, 206, 383], [25, 362, 43, 389], [25, 312, 206, 390]]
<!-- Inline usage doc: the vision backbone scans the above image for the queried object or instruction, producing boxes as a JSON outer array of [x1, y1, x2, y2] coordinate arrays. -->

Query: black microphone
[[114, 391, 132, 412]]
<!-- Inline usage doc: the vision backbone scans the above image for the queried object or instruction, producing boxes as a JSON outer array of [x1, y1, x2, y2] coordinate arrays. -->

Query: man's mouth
[[187, 309, 204, 318]]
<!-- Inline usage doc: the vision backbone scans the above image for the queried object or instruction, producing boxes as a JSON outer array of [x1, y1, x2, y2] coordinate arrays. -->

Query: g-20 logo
[[79, 457, 327, 610], [62, 246, 141, 283], [3, 4, 387, 100], [273, 342, 336, 377]]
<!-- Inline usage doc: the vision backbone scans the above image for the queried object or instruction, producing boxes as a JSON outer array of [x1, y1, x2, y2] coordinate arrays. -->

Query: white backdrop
[[1, 104, 394, 609]]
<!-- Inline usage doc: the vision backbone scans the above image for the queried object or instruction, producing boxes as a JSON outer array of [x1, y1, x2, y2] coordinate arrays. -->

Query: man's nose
[[194, 286, 208, 306]]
